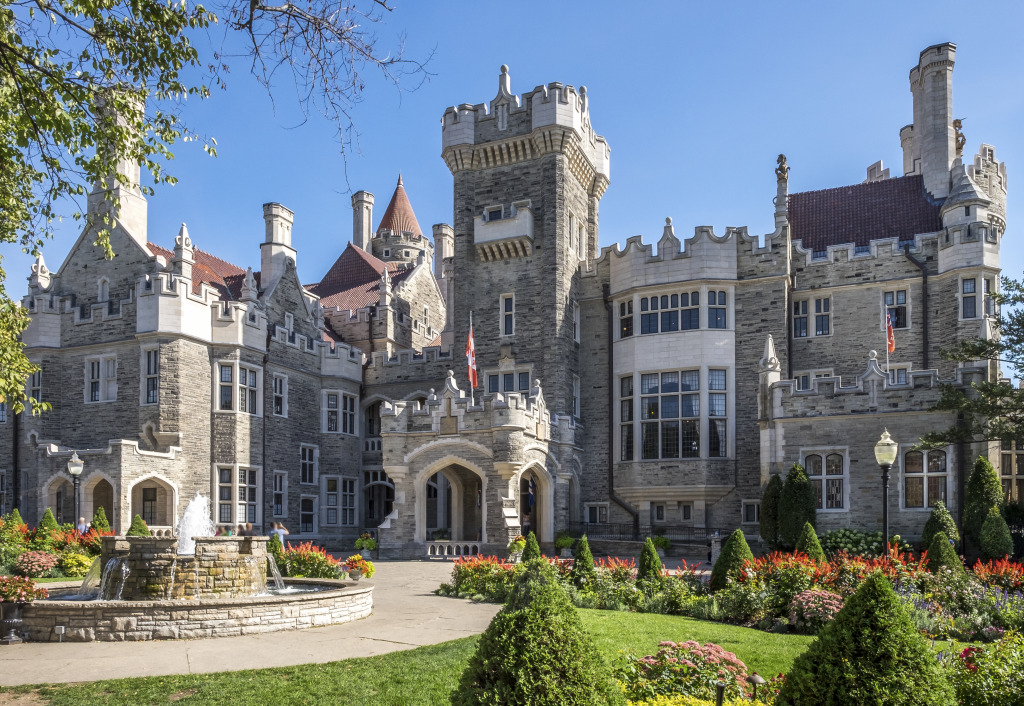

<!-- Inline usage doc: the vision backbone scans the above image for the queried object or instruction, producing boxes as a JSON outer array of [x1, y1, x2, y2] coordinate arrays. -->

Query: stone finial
[[311, 299, 326, 331], [775, 154, 790, 182], [663, 217, 675, 239], [758, 334, 781, 373], [498, 64, 511, 97], [240, 267, 258, 302], [174, 223, 193, 253], [869, 349, 878, 360], [29, 253, 50, 291], [953, 118, 966, 157]]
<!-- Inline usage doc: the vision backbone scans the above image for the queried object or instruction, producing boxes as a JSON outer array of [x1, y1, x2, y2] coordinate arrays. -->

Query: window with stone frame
[[984, 277, 997, 317], [962, 277, 977, 319], [795, 369, 833, 391], [708, 369, 728, 457], [272, 374, 288, 417], [1000, 440, 1024, 503], [640, 370, 700, 460], [238, 366, 259, 415], [707, 290, 727, 329], [219, 364, 233, 410], [143, 348, 159, 405], [500, 294, 515, 336], [273, 471, 287, 517], [573, 301, 580, 343], [903, 449, 948, 509], [85, 355, 117, 403], [793, 300, 809, 338], [341, 478, 356, 526], [814, 297, 831, 335], [342, 393, 356, 434], [215, 467, 261, 526], [585, 503, 608, 524], [28, 370, 41, 402], [619, 300, 634, 338], [300, 497, 316, 533], [884, 289, 908, 329], [804, 452, 847, 510], [620, 376, 634, 461], [0, 403, 6, 423], [638, 292, 702, 335], [888, 366, 909, 385], [742, 501, 760, 524], [324, 477, 339, 525], [300, 445, 318, 485], [572, 376, 580, 418]]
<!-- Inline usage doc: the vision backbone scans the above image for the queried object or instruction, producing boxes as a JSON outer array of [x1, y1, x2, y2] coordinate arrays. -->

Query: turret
[[170, 223, 194, 282], [906, 43, 957, 198], [352, 191, 374, 252], [371, 175, 432, 268], [432, 223, 454, 280], [260, 202, 296, 294]]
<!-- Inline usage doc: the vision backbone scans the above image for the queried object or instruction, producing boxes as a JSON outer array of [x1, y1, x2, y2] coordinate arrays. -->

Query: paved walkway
[[0, 560, 499, 686]]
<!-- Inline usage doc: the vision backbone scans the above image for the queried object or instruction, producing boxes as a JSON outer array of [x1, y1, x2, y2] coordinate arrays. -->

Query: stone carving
[[775, 154, 790, 182], [953, 118, 966, 157]]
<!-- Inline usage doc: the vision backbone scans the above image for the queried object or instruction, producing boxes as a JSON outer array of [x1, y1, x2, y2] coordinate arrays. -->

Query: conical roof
[[376, 174, 422, 239]]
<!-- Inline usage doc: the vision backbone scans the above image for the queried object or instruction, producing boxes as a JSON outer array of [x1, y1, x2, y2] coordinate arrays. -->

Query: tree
[[760, 473, 783, 550], [0, 0, 428, 412], [925, 531, 963, 574], [980, 505, 1014, 561], [921, 500, 959, 549], [776, 572, 954, 705], [38, 508, 58, 531], [637, 537, 663, 585], [964, 456, 1003, 548], [922, 274, 1024, 447], [570, 535, 596, 588], [709, 529, 753, 592], [126, 514, 150, 537], [795, 521, 825, 561], [779, 464, 816, 549], [521, 531, 541, 562], [91, 506, 111, 533]]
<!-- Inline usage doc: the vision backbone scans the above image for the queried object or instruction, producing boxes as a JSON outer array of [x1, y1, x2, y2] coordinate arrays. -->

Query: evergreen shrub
[[980, 505, 1014, 561], [921, 500, 959, 549], [571, 535, 596, 588], [794, 522, 825, 561], [779, 464, 816, 549], [775, 572, 954, 705], [926, 531, 963, 574], [965, 456, 1003, 547], [760, 474, 783, 550], [709, 529, 753, 592], [637, 537, 664, 585], [521, 531, 541, 562], [39, 508, 59, 531], [125, 514, 150, 537], [91, 506, 111, 533]]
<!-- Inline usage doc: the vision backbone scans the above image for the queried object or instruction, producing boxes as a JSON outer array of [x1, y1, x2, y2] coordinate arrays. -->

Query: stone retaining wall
[[23, 579, 372, 642]]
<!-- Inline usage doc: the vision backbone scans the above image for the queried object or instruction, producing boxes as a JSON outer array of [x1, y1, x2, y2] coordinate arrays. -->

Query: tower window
[[500, 294, 515, 336]]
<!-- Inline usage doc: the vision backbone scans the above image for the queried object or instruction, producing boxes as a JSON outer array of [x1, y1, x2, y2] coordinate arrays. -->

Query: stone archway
[[414, 458, 488, 544], [84, 476, 115, 526], [128, 476, 176, 533], [45, 477, 75, 525], [517, 464, 555, 543]]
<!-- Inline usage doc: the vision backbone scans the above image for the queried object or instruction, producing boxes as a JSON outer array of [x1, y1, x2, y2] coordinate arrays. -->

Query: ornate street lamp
[[874, 429, 898, 554], [67, 452, 84, 531]]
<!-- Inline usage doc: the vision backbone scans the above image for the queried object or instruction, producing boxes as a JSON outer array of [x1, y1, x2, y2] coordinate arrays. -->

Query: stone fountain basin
[[23, 578, 373, 642]]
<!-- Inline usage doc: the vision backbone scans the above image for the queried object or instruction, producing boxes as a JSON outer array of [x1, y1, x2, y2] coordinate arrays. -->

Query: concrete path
[[0, 560, 499, 687]]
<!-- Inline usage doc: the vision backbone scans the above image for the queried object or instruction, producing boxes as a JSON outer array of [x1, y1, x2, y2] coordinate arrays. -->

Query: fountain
[[22, 494, 374, 642]]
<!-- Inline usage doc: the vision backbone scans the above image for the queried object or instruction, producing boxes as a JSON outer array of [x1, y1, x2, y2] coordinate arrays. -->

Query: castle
[[0, 44, 1010, 555]]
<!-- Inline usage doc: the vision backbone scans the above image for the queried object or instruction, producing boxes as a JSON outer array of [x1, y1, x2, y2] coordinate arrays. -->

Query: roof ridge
[[789, 173, 922, 199]]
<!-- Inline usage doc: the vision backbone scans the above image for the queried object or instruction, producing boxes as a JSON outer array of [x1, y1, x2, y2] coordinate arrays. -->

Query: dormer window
[[487, 207, 503, 222]]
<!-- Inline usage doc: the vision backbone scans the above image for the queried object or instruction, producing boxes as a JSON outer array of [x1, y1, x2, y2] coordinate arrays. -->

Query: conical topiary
[[637, 537, 663, 585], [7, 509, 24, 529], [452, 575, 624, 705], [91, 506, 111, 533], [921, 500, 959, 549], [570, 534, 596, 588], [709, 529, 754, 592], [980, 505, 1014, 561], [39, 508, 59, 531], [964, 455, 1003, 548], [775, 572, 954, 705], [779, 464, 817, 549], [126, 514, 150, 537], [760, 474, 783, 550], [794, 521, 825, 561], [925, 531, 963, 574], [521, 531, 541, 562]]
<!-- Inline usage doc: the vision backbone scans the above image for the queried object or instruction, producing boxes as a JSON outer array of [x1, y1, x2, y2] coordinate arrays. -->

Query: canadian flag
[[886, 312, 896, 354], [466, 324, 478, 388]]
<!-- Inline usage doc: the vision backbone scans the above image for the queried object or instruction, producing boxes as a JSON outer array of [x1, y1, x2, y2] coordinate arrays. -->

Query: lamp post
[[749, 672, 766, 701], [874, 429, 898, 555], [67, 452, 84, 530]]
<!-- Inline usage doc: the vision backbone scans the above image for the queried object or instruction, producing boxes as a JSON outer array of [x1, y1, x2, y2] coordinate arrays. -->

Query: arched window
[[97, 278, 109, 302]]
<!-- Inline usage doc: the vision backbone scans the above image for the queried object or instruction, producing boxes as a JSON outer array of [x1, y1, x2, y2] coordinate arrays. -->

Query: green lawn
[[4, 612, 814, 705]]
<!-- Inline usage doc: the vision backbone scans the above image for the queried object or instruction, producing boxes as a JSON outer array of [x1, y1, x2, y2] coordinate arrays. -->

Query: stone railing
[[426, 541, 480, 558]]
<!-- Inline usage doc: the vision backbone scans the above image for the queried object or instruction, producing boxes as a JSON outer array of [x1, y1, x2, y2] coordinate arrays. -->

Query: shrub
[[571, 535, 596, 588], [58, 551, 94, 578], [521, 531, 541, 562], [555, 532, 575, 551], [794, 522, 824, 561], [788, 589, 844, 634], [6, 509, 24, 530], [778, 464, 816, 549], [973, 557, 1024, 592], [0, 511, 27, 566], [946, 632, 1024, 706], [709, 529, 753, 592], [267, 533, 287, 576], [452, 577, 623, 705], [38, 508, 59, 531], [624, 697, 764, 706], [760, 473, 783, 551], [965, 456, 1003, 548], [651, 535, 670, 552], [616, 640, 749, 702], [125, 514, 150, 537], [981, 505, 1014, 561], [91, 506, 111, 533], [926, 531, 963, 574], [0, 575, 49, 603], [715, 583, 767, 624], [441, 555, 516, 601], [283, 541, 342, 579], [921, 500, 959, 549], [775, 572, 954, 705], [638, 537, 664, 585], [15, 550, 59, 578], [819, 528, 910, 558]]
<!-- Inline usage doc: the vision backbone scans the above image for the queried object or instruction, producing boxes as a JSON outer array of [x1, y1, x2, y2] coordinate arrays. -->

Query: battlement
[[441, 66, 609, 181]]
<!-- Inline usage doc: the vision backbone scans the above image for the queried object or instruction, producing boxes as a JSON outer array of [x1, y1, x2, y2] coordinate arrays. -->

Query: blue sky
[[5, 0, 1023, 294]]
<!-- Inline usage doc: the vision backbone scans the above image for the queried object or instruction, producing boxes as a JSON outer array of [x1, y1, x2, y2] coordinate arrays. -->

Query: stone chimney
[[260, 203, 296, 294], [352, 191, 374, 251]]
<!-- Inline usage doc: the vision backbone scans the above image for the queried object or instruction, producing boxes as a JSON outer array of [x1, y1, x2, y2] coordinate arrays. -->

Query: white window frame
[[273, 471, 288, 518], [801, 448, 850, 513], [573, 301, 580, 343], [84, 354, 117, 403], [500, 293, 515, 337], [300, 445, 319, 485], [212, 464, 262, 527], [794, 369, 834, 391], [342, 393, 357, 435], [323, 475, 340, 526], [299, 495, 318, 534], [742, 501, 761, 524], [584, 502, 609, 524], [284, 312, 294, 331], [27, 370, 41, 402], [323, 390, 340, 432], [882, 289, 911, 330], [213, 360, 263, 416], [341, 477, 357, 526], [793, 296, 832, 338], [959, 276, 979, 320], [901, 447, 950, 510], [272, 374, 288, 417], [887, 366, 910, 385], [140, 346, 159, 405]]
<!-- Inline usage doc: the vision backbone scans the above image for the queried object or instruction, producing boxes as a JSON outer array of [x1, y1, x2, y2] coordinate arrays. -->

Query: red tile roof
[[147, 242, 248, 297], [788, 174, 942, 251], [376, 174, 423, 239], [309, 243, 413, 311]]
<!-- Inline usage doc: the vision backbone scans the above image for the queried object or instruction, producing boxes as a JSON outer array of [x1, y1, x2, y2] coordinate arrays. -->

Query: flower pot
[[348, 569, 362, 582], [559, 548, 572, 559], [0, 603, 25, 645], [509, 551, 523, 564], [656, 548, 666, 560]]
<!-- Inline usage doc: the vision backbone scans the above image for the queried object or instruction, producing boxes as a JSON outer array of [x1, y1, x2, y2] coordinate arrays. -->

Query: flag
[[886, 312, 896, 354], [466, 325, 478, 388]]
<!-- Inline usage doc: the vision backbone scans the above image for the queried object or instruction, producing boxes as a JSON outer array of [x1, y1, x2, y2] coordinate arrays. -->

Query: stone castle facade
[[0, 44, 1010, 555]]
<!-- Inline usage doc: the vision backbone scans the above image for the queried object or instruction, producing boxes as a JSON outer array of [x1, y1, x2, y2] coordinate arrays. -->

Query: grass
[[3, 611, 813, 705]]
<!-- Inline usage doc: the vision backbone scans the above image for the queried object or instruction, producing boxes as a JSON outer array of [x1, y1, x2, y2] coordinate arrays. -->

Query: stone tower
[[440, 65, 611, 417]]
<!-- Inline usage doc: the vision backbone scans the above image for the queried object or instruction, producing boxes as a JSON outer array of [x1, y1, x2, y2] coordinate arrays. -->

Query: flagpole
[[884, 311, 890, 379], [468, 310, 475, 406]]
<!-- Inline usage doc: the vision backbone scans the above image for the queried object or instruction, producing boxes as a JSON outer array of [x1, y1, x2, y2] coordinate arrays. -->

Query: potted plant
[[507, 535, 526, 562], [651, 535, 670, 558], [354, 533, 377, 552], [555, 532, 575, 558], [0, 575, 48, 645], [343, 554, 375, 581]]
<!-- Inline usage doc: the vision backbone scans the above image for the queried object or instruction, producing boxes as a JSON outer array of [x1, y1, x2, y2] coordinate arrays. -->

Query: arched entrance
[[85, 477, 114, 526], [415, 461, 486, 544], [517, 464, 555, 542], [129, 477, 176, 533], [363, 470, 394, 529], [425, 472, 453, 540], [46, 477, 75, 525]]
